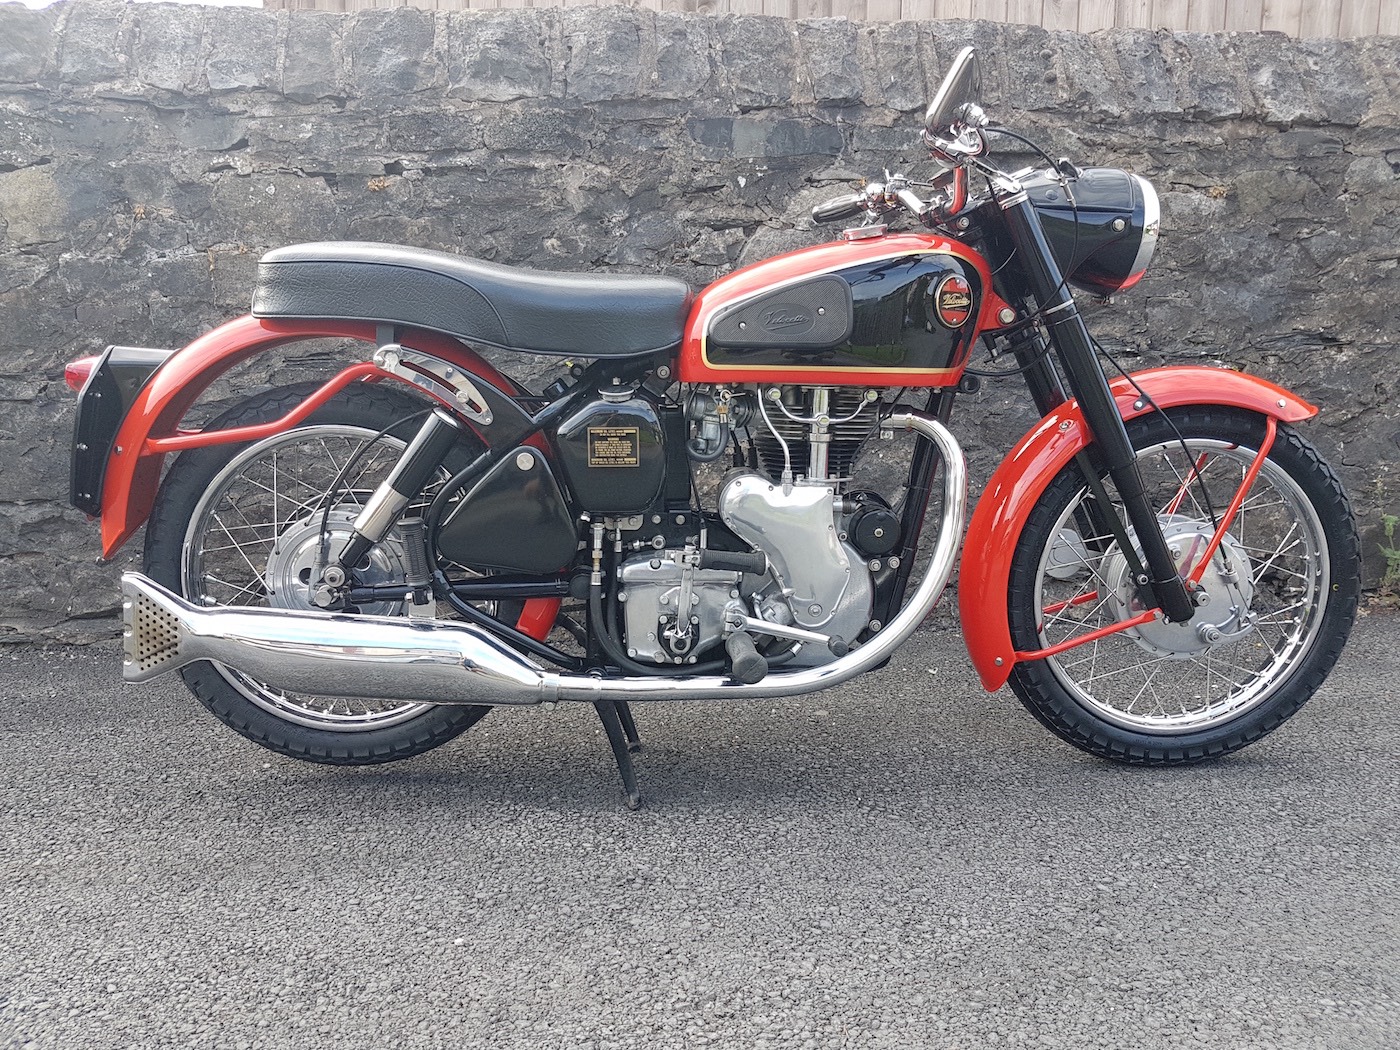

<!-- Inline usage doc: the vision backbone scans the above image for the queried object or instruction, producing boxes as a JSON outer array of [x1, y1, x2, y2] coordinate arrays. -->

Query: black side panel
[[70, 346, 173, 515], [436, 447, 578, 574], [709, 274, 853, 350], [704, 254, 980, 373]]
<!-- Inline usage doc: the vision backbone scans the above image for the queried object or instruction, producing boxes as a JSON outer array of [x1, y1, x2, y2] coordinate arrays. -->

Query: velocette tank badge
[[759, 306, 814, 335], [934, 274, 973, 328]]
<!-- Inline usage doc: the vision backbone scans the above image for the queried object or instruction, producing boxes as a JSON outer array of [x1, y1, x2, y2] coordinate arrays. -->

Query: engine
[[614, 384, 892, 669]]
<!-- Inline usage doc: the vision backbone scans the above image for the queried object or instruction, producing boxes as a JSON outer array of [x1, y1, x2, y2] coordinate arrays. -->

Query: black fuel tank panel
[[709, 274, 853, 350]]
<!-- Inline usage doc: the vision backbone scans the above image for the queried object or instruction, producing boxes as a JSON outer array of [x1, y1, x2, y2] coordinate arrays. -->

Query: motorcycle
[[67, 48, 1360, 806]]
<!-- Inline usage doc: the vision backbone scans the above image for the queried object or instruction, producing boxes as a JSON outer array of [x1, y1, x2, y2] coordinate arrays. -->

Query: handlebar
[[811, 168, 966, 229]]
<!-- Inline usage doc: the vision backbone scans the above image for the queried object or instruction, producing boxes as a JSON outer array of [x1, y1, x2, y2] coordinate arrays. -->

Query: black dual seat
[[251, 242, 693, 358]]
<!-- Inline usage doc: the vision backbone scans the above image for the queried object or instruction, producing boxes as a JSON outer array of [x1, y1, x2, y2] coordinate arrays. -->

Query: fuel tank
[[679, 231, 1003, 387]]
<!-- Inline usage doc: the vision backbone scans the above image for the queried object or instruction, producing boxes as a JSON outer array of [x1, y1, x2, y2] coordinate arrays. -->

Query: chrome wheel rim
[[1032, 438, 1329, 734], [181, 424, 434, 732]]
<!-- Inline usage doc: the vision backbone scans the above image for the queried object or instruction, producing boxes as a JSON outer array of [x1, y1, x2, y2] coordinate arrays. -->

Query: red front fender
[[958, 366, 1316, 692]]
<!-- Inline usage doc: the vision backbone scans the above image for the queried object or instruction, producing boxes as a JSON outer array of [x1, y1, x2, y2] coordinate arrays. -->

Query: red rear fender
[[98, 316, 520, 557]]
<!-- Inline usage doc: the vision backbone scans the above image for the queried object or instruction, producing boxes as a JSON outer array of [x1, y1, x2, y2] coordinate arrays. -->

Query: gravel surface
[[2, 611, 1397, 1050]]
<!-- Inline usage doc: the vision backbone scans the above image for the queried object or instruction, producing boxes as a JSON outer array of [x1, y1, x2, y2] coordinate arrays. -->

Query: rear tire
[[144, 383, 491, 766], [1006, 407, 1359, 764]]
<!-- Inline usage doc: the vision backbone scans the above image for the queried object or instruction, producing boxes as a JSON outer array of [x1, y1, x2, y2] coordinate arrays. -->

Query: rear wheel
[[144, 383, 491, 765], [1006, 407, 1359, 764]]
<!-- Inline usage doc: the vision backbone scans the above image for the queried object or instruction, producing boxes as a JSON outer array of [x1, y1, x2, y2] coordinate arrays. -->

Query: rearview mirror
[[924, 48, 983, 140]]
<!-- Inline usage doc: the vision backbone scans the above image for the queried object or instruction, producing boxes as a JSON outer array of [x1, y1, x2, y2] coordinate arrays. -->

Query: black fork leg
[[995, 186, 1194, 623]]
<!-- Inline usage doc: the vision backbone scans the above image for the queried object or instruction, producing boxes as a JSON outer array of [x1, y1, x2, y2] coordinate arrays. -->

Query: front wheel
[[144, 382, 491, 765], [1006, 407, 1359, 764]]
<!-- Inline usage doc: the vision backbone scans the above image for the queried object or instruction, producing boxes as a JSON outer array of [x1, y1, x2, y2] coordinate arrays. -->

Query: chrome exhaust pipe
[[121, 573, 549, 705], [123, 413, 963, 708]]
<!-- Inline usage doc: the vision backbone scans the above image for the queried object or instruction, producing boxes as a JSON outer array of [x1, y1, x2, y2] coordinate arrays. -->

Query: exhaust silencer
[[121, 573, 548, 706]]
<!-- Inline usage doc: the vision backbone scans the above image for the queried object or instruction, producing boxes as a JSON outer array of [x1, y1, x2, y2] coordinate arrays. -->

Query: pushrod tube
[[994, 183, 1195, 625]]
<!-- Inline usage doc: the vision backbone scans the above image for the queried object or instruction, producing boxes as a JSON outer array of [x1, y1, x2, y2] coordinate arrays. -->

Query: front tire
[[1006, 407, 1359, 764], [144, 383, 491, 765]]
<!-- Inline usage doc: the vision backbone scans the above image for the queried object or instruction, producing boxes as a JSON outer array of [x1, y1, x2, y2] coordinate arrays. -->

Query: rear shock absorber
[[333, 408, 465, 580]]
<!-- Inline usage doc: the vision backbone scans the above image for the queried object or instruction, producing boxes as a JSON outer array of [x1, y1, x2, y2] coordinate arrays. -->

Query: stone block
[[0, 5, 56, 83], [858, 20, 928, 113], [798, 19, 862, 106], [385, 112, 486, 154], [716, 15, 797, 110], [446, 11, 553, 104], [1356, 38, 1400, 123], [201, 172, 345, 249], [56, 1, 131, 84], [653, 13, 716, 101], [0, 165, 68, 247], [1098, 29, 1178, 119], [283, 12, 346, 103], [1233, 32, 1312, 126], [0, 113, 56, 172], [132, 5, 203, 95], [732, 117, 843, 158], [1166, 32, 1247, 122], [1290, 38, 1369, 128], [346, 8, 443, 97], [563, 7, 649, 103], [205, 8, 279, 94], [482, 106, 589, 153]]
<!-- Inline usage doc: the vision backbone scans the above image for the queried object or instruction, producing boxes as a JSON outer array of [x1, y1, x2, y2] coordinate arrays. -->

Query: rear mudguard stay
[[91, 314, 569, 641], [959, 366, 1316, 692]]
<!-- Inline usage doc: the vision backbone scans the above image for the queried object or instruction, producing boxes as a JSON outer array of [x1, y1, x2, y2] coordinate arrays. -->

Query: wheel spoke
[[180, 422, 435, 733]]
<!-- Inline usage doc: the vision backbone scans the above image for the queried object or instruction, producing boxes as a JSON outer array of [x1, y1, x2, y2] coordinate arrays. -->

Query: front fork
[[995, 182, 1196, 624]]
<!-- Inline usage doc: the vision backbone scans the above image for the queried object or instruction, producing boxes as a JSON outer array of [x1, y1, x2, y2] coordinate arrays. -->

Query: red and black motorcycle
[[68, 48, 1359, 805]]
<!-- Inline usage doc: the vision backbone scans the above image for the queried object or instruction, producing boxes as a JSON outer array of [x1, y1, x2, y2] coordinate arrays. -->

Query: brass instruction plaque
[[587, 426, 640, 467]]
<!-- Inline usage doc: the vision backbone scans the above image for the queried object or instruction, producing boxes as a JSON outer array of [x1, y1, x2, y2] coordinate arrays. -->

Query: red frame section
[[958, 367, 1316, 692], [95, 315, 560, 642], [678, 231, 1015, 387]]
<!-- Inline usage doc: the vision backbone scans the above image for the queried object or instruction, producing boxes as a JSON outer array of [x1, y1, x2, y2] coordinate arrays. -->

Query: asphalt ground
[[2, 610, 1397, 1050]]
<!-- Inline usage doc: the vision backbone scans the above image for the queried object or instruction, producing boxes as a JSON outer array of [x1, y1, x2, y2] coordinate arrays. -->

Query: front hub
[[1103, 515, 1256, 658]]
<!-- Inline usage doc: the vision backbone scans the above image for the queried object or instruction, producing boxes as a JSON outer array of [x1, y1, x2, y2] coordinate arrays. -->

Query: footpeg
[[725, 631, 768, 684]]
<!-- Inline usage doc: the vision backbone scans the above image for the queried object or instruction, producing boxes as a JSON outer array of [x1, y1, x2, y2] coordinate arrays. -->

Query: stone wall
[[1, 1, 1397, 641]]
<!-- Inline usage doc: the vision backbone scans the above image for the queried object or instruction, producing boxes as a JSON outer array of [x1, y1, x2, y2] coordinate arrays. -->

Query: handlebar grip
[[811, 194, 866, 225]]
